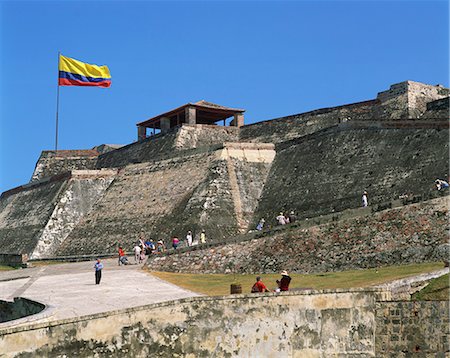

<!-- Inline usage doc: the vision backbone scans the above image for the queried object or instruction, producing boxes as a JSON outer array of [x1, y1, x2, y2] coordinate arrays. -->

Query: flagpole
[[55, 51, 61, 152]]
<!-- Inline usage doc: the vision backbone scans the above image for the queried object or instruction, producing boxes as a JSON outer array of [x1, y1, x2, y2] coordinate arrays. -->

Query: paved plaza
[[0, 259, 199, 326]]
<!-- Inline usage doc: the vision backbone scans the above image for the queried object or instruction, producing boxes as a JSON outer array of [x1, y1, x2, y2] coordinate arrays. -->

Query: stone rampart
[[146, 197, 449, 274], [57, 143, 275, 256], [0, 171, 116, 258], [255, 125, 449, 223], [31, 150, 98, 182], [0, 179, 67, 255], [0, 289, 387, 357], [1, 289, 448, 357]]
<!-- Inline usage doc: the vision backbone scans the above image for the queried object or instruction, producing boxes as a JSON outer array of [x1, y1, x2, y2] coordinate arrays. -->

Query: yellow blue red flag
[[58, 55, 111, 87]]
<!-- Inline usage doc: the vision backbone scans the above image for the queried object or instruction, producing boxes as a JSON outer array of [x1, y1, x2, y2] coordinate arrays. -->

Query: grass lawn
[[412, 273, 449, 301], [149, 262, 444, 296], [0, 265, 15, 271]]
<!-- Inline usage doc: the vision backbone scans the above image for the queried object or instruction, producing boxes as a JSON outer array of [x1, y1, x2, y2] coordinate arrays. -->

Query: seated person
[[251, 276, 270, 293], [276, 270, 291, 291]]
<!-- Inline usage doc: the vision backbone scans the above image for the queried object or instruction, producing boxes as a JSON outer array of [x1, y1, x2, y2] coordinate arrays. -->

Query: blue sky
[[0, 0, 448, 193]]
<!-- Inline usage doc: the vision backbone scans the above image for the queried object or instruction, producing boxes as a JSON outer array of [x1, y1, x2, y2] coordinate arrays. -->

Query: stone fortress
[[0, 80, 448, 263], [0, 80, 449, 357]]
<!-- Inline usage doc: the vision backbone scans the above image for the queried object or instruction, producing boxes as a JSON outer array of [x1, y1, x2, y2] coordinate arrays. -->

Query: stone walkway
[[0, 259, 200, 326]]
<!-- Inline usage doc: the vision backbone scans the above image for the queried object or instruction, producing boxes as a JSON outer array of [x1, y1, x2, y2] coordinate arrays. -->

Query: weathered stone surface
[[255, 126, 449, 223], [146, 197, 449, 274], [31, 172, 116, 259], [0, 179, 66, 255], [0, 289, 383, 357], [31, 150, 98, 182], [375, 301, 449, 356]]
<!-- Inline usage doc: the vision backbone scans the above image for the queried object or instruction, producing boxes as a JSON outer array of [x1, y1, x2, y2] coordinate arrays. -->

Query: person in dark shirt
[[94, 259, 104, 285], [276, 270, 291, 291]]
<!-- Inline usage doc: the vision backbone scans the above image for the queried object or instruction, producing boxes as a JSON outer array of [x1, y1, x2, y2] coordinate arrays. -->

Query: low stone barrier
[[0, 254, 28, 268]]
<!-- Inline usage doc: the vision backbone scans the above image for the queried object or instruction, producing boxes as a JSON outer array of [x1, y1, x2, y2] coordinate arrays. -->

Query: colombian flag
[[58, 55, 111, 87]]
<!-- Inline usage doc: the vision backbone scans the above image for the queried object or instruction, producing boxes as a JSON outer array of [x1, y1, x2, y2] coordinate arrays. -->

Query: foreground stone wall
[[376, 301, 449, 356], [0, 289, 386, 357], [2, 289, 448, 357], [147, 197, 449, 274]]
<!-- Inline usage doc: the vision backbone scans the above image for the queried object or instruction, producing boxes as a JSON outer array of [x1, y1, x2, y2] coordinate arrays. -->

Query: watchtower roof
[[137, 100, 245, 129]]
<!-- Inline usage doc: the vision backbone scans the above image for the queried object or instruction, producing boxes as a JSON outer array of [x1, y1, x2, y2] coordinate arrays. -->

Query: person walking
[[186, 231, 193, 247], [362, 191, 369, 207], [256, 218, 265, 231], [200, 230, 206, 244], [133, 244, 141, 264], [118, 246, 125, 266], [94, 259, 103, 285]]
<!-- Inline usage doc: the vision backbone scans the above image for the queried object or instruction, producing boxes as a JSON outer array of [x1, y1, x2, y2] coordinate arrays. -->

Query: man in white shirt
[[133, 244, 141, 264]]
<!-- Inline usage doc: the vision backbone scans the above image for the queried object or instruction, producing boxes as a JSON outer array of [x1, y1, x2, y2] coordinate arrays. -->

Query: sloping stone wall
[[31, 172, 116, 259], [0, 179, 67, 255], [255, 125, 449, 223], [146, 197, 449, 274]]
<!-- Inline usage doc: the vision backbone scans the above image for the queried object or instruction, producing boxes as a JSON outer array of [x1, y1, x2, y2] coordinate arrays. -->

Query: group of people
[[116, 230, 209, 266], [275, 211, 297, 226], [251, 271, 291, 293]]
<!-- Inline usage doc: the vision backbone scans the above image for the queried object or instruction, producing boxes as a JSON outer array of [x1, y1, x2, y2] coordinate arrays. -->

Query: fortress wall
[[96, 130, 179, 168], [0, 289, 386, 357], [147, 197, 449, 274], [376, 301, 449, 356], [254, 126, 449, 223], [31, 151, 98, 182], [30, 172, 116, 259], [174, 123, 239, 149], [57, 152, 237, 255], [239, 99, 376, 144], [421, 97, 450, 119], [0, 180, 67, 255]]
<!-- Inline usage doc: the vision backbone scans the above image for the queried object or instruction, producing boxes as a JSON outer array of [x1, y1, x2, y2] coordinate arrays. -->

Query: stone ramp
[[0, 259, 200, 326]]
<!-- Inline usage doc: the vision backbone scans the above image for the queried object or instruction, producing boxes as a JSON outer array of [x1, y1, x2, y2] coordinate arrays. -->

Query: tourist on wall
[[139, 247, 146, 263], [435, 179, 449, 191], [133, 244, 142, 263], [251, 276, 270, 293], [172, 236, 180, 250], [276, 271, 291, 292], [200, 230, 206, 244], [156, 240, 166, 253], [256, 218, 265, 231], [144, 238, 155, 254], [362, 191, 369, 207], [186, 231, 193, 247], [94, 259, 103, 285], [288, 211, 296, 224], [276, 212, 286, 225]]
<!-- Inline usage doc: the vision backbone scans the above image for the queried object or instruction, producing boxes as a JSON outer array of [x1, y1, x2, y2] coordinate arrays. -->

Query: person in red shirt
[[251, 276, 270, 293], [118, 246, 125, 266]]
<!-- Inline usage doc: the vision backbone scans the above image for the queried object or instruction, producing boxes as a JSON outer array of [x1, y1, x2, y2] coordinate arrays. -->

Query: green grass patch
[[411, 274, 449, 301], [0, 265, 15, 271], [149, 262, 444, 296]]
